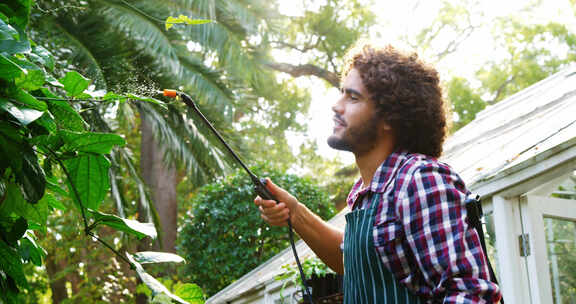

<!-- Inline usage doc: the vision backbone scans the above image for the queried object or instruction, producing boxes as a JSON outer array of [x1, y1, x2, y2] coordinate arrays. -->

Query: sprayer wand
[[163, 89, 314, 303]]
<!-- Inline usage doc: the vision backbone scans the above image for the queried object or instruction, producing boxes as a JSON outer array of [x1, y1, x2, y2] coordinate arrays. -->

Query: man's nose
[[332, 96, 344, 113]]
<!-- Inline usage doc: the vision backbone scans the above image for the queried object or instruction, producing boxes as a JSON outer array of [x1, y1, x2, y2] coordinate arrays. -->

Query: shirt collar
[[346, 149, 409, 209]]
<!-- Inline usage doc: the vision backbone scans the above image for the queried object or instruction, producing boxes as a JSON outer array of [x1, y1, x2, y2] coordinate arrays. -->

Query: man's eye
[[350, 95, 359, 100]]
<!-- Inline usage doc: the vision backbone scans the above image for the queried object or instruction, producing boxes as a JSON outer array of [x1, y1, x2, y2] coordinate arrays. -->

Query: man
[[254, 43, 502, 303]]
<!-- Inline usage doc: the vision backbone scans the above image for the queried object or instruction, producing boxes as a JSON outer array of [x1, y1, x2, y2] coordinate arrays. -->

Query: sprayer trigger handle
[[254, 179, 278, 204]]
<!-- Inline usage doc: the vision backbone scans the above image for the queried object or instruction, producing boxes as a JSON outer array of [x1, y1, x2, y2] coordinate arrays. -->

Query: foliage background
[[179, 165, 336, 295], [0, 0, 574, 303]]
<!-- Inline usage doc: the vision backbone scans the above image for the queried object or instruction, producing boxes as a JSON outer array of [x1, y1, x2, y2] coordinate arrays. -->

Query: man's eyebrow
[[341, 87, 364, 98]]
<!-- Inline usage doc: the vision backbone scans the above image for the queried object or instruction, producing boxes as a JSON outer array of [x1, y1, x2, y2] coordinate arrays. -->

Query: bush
[[178, 164, 336, 296]]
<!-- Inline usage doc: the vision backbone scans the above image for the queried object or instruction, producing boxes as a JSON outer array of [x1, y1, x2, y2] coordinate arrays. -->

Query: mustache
[[334, 114, 346, 126]]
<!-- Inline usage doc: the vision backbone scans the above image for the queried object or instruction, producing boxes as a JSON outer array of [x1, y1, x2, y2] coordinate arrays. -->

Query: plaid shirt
[[346, 150, 501, 303]]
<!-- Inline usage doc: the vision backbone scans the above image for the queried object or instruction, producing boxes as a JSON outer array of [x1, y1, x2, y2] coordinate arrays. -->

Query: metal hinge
[[519, 233, 531, 257]]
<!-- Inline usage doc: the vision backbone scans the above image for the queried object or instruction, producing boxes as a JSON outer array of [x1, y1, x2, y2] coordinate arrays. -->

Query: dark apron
[[343, 194, 423, 304]]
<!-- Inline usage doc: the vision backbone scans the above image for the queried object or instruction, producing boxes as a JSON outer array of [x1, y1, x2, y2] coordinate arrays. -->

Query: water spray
[[163, 89, 315, 303]]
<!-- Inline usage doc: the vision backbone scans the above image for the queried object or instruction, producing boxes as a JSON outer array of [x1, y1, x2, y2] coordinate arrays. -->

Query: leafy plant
[[277, 257, 335, 287], [178, 163, 336, 296], [275, 257, 336, 302], [0, 1, 196, 303]]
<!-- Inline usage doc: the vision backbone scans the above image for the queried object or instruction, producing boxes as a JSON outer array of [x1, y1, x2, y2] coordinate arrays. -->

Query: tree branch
[[488, 74, 516, 105], [269, 38, 320, 53], [263, 61, 340, 87]]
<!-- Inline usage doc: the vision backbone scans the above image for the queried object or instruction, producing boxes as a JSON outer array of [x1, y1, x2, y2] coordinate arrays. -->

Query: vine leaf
[[133, 251, 185, 264], [0, 98, 44, 126], [18, 231, 46, 266], [59, 71, 91, 98], [126, 253, 189, 304], [63, 154, 110, 210], [2, 0, 32, 29], [165, 15, 211, 30], [27, 45, 54, 71], [173, 283, 204, 304], [11, 88, 47, 111], [41, 89, 87, 131], [0, 238, 28, 289], [89, 210, 157, 240], [0, 126, 46, 203], [1, 184, 49, 227], [0, 53, 25, 80], [0, 18, 19, 40], [61, 131, 126, 154], [5, 217, 27, 246]]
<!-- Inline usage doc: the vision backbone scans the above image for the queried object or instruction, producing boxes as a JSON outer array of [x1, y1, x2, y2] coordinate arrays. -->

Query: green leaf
[[19, 231, 45, 266], [61, 131, 125, 154], [42, 94, 86, 132], [15, 67, 45, 91], [0, 98, 44, 125], [133, 251, 185, 264], [0, 240, 28, 289], [10, 88, 47, 111], [32, 112, 57, 133], [28, 45, 54, 71], [40, 191, 66, 211], [17, 145, 46, 204], [1, 183, 48, 227], [0, 18, 18, 40], [165, 15, 211, 30], [59, 71, 91, 97], [29, 133, 63, 152], [126, 93, 167, 109], [0, 179, 5, 200], [45, 73, 64, 87], [0, 32, 31, 55], [63, 154, 110, 210], [5, 217, 27, 246], [1, 0, 31, 29], [126, 254, 188, 304], [45, 177, 67, 197], [102, 92, 127, 102], [0, 53, 24, 80], [173, 283, 204, 304], [90, 210, 157, 239], [0, 127, 46, 203]]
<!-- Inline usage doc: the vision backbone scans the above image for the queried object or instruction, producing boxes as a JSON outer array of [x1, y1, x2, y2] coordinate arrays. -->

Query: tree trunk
[[140, 114, 178, 253], [45, 254, 68, 303]]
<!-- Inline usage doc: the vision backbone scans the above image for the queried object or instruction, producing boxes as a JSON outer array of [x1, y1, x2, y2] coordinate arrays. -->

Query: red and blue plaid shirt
[[346, 150, 502, 303]]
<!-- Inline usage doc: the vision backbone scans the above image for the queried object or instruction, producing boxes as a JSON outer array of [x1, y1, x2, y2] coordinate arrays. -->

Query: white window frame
[[520, 195, 576, 304]]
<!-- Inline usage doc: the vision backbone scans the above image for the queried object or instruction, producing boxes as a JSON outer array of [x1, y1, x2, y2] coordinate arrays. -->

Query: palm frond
[[41, 18, 108, 89], [175, 48, 235, 112], [97, 0, 180, 74], [136, 102, 231, 184]]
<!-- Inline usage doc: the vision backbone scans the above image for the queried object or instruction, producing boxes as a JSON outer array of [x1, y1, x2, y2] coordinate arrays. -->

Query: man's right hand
[[254, 178, 300, 227]]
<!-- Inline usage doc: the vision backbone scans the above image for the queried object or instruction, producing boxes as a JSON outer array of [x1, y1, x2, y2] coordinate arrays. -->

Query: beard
[[327, 113, 380, 155]]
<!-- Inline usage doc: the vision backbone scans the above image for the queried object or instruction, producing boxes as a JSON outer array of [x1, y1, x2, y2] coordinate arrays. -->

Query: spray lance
[[163, 89, 315, 303]]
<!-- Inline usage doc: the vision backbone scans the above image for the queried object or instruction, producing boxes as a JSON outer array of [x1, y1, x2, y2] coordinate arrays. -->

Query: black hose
[[174, 91, 315, 303]]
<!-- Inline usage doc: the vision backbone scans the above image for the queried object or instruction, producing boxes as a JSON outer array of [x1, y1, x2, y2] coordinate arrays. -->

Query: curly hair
[[342, 43, 447, 158]]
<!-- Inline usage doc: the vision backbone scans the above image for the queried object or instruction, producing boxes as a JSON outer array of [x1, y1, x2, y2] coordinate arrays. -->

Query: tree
[[30, 0, 319, 254], [261, 0, 376, 87], [178, 164, 336, 296], [408, 0, 576, 132]]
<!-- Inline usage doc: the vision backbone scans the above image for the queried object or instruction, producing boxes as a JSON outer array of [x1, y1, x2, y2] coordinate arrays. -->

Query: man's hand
[[254, 178, 300, 227]]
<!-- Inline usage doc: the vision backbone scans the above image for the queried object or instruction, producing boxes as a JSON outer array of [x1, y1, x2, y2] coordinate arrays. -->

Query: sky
[[278, 0, 576, 166]]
